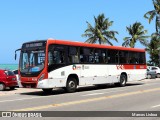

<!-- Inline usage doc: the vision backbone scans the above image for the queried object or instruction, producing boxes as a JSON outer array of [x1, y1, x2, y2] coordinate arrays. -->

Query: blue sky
[[0, 0, 155, 64]]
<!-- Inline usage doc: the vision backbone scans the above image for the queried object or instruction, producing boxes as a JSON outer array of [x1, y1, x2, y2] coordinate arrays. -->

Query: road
[[0, 78, 160, 120]]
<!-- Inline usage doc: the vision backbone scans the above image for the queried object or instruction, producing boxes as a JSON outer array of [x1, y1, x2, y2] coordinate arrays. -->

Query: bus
[[15, 39, 147, 93]]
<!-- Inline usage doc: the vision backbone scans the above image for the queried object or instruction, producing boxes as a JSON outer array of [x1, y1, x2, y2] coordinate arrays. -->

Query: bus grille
[[21, 83, 37, 88]]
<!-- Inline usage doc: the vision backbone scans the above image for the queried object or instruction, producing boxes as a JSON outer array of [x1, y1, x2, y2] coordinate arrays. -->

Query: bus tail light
[[38, 74, 45, 81]]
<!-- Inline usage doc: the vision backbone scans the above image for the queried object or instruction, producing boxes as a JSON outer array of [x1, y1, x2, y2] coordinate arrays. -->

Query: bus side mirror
[[15, 48, 21, 60], [15, 53, 17, 60]]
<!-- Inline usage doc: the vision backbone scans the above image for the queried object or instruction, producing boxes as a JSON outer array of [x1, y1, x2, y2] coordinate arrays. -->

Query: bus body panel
[[36, 64, 146, 89], [18, 39, 147, 90]]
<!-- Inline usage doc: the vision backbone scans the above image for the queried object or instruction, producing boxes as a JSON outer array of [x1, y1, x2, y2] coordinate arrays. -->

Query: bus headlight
[[38, 74, 45, 81]]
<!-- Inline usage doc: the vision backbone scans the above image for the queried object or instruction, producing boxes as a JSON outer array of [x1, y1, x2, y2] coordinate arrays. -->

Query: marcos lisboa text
[[132, 112, 158, 117]]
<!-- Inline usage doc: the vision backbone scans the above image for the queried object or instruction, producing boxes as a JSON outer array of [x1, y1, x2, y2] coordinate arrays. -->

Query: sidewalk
[[0, 87, 42, 96]]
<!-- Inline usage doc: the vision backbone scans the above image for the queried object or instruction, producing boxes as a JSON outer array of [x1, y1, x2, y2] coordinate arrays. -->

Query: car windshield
[[5, 71, 15, 76], [20, 50, 45, 73], [13, 70, 18, 74]]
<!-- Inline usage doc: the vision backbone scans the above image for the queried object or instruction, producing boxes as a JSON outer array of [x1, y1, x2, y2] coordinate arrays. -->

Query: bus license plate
[[26, 85, 31, 88]]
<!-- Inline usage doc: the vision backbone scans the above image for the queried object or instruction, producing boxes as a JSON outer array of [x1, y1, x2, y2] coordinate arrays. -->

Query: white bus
[[15, 39, 147, 93]]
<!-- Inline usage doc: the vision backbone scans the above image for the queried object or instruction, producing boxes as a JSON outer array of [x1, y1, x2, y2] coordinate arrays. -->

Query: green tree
[[122, 22, 149, 48], [82, 13, 118, 45], [144, 0, 160, 33], [146, 33, 160, 65]]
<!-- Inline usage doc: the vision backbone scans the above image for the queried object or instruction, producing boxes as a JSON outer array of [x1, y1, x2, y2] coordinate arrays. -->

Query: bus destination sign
[[22, 41, 46, 49], [26, 43, 43, 48]]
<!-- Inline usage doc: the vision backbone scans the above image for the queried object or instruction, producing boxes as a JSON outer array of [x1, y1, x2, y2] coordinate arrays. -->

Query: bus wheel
[[42, 88, 53, 94], [0, 83, 5, 91], [115, 74, 127, 87], [66, 77, 77, 93]]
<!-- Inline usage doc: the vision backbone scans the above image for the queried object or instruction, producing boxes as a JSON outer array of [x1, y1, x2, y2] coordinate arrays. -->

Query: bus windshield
[[20, 50, 45, 74]]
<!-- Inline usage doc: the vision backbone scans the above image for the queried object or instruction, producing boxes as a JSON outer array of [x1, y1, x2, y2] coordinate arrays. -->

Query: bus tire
[[0, 83, 5, 91], [115, 74, 127, 87], [42, 88, 53, 94], [66, 77, 77, 93]]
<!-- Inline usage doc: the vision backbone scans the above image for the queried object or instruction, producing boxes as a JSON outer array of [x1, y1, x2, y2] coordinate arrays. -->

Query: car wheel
[[147, 74, 152, 79], [0, 83, 5, 91], [157, 73, 160, 78]]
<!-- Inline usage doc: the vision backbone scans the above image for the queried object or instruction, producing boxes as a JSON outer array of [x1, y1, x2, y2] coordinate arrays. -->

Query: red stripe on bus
[[123, 65, 147, 69]]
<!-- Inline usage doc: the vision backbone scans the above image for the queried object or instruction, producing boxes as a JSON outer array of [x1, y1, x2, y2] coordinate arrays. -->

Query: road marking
[[151, 104, 160, 108], [0, 97, 38, 103], [82, 89, 128, 96], [0, 81, 160, 103], [82, 92, 104, 96], [0, 94, 5, 96], [0, 96, 51, 103], [11, 87, 160, 111], [82, 82, 160, 97]]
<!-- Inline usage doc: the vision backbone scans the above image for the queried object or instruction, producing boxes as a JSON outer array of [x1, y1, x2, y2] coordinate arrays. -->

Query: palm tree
[[82, 13, 118, 45], [122, 22, 150, 48], [144, 0, 160, 23], [146, 33, 160, 65]]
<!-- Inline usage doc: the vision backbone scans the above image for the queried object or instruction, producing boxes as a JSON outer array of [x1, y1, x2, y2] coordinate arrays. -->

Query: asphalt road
[[0, 78, 160, 120]]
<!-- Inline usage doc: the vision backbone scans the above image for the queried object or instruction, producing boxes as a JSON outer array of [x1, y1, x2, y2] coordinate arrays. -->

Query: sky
[[0, 0, 156, 64]]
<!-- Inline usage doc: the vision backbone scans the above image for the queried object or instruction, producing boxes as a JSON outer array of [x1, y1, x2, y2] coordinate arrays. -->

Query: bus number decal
[[116, 65, 124, 70]]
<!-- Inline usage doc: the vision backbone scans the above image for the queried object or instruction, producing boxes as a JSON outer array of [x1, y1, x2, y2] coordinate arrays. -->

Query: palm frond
[[104, 37, 113, 45], [138, 39, 149, 47], [144, 0, 159, 24], [122, 38, 130, 47], [144, 10, 155, 19], [85, 37, 97, 43], [123, 22, 149, 48], [123, 37, 131, 41], [82, 13, 118, 45]]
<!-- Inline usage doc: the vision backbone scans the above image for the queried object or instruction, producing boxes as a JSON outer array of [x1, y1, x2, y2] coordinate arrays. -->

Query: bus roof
[[47, 39, 145, 52]]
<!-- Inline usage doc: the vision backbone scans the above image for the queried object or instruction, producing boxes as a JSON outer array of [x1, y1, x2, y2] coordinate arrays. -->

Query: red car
[[0, 69, 17, 91]]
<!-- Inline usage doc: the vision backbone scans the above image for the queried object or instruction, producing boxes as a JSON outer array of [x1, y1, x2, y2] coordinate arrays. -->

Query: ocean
[[0, 64, 18, 71]]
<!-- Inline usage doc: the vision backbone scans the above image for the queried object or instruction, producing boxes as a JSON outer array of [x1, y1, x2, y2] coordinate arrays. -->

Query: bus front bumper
[[37, 79, 66, 89]]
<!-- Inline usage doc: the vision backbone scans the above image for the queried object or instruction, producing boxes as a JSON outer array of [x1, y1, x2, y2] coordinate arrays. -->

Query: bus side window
[[95, 49, 100, 63], [80, 48, 85, 63], [139, 52, 146, 64], [68, 47, 79, 63], [48, 51, 53, 65], [129, 52, 139, 64], [95, 49, 106, 64], [101, 50, 108, 64], [119, 51, 128, 64], [80, 47, 94, 63], [48, 45, 65, 64], [54, 51, 65, 64], [108, 50, 118, 64]]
